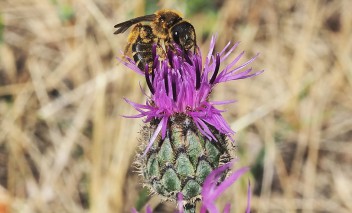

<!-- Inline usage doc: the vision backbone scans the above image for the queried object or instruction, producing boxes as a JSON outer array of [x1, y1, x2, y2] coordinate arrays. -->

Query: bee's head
[[171, 21, 196, 52]]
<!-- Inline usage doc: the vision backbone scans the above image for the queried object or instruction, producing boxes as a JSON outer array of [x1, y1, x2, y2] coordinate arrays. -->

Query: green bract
[[136, 114, 233, 211]]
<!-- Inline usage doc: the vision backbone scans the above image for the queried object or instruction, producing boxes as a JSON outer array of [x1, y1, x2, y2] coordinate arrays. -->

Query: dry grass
[[1, 0, 352, 212]]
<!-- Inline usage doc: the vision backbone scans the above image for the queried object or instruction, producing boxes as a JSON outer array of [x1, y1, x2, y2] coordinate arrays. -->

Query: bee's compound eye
[[172, 31, 180, 44]]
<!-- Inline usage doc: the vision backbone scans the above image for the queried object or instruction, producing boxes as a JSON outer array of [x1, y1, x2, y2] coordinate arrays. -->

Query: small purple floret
[[200, 161, 250, 213]]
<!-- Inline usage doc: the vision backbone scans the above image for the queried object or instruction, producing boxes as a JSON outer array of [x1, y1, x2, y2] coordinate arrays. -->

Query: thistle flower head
[[121, 36, 263, 155]]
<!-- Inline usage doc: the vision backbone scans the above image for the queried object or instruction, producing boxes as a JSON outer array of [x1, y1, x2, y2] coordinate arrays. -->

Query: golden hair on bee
[[114, 9, 197, 72]]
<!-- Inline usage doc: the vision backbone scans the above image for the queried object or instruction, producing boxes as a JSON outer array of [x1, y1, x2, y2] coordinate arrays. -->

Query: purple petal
[[146, 206, 153, 213], [212, 167, 249, 199], [237, 69, 265, 79], [209, 100, 237, 105], [223, 50, 244, 71], [194, 118, 217, 141], [122, 114, 145, 119], [222, 53, 259, 78], [223, 203, 231, 213], [206, 35, 217, 65], [218, 68, 255, 82], [143, 119, 164, 156], [200, 206, 207, 213], [220, 42, 240, 63], [233, 53, 259, 72], [219, 41, 232, 57], [193, 118, 212, 140], [124, 98, 152, 110], [116, 57, 144, 75], [202, 161, 233, 195], [160, 116, 169, 139], [177, 193, 184, 213], [203, 204, 219, 213]]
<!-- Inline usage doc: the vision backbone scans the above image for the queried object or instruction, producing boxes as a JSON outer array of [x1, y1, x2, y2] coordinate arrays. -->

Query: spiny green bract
[[136, 114, 234, 209]]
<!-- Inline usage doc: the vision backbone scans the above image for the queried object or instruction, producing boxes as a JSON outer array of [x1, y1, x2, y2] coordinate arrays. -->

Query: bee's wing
[[114, 14, 156, 34]]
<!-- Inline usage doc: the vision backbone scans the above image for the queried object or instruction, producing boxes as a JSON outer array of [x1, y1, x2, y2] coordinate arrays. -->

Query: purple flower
[[120, 36, 263, 155], [200, 161, 251, 213]]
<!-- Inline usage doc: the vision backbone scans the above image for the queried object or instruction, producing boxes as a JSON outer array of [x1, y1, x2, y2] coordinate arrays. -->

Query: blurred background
[[1, 0, 352, 212]]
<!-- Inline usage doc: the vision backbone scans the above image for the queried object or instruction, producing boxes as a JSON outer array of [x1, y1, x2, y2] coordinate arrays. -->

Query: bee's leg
[[124, 23, 143, 58], [123, 42, 132, 59], [147, 60, 154, 74]]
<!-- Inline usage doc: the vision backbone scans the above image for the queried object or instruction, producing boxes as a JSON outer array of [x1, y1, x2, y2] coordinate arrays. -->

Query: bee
[[114, 9, 196, 72]]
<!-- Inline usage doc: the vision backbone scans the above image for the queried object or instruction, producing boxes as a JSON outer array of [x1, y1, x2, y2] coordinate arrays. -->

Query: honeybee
[[114, 9, 196, 72]]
